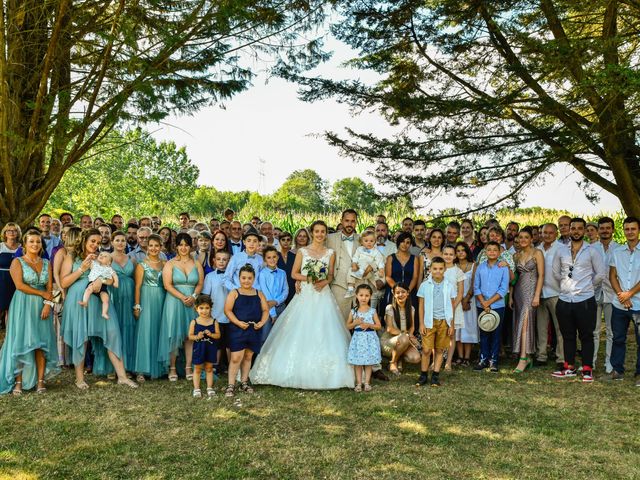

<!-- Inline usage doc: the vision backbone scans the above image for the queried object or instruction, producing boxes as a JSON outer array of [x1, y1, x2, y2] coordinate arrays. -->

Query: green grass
[[2, 348, 640, 480]]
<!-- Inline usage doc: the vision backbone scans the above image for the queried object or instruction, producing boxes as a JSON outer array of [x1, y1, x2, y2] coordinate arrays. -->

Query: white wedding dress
[[250, 247, 355, 389]]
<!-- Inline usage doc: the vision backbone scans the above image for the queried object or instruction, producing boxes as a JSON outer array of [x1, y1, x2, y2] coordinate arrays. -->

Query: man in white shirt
[[608, 216, 640, 384], [591, 216, 619, 373], [536, 223, 564, 367]]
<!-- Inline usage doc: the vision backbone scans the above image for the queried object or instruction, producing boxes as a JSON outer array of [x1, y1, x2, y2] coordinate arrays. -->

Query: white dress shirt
[[537, 241, 561, 299], [610, 243, 640, 311], [552, 242, 606, 303]]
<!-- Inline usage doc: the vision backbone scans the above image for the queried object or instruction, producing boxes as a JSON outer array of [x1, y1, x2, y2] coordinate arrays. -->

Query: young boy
[[257, 246, 289, 345], [473, 241, 510, 372], [223, 231, 263, 291], [346, 231, 386, 298], [202, 250, 231, 372], [417, 257, 457, 387]]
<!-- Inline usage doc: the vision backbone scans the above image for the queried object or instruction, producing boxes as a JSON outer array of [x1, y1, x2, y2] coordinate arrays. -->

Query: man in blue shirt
[[473, 241, 510, 372]]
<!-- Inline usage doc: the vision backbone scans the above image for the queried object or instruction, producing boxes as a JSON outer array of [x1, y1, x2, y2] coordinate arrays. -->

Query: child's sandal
[[239, 381, 254, 394], [193, 388, 202, 398], [168, 368, 178, 382], [363, 383, 372, 392], [185, 367, 194, 381], [206, 387, 216, 397], [354, 384, 362, 393], [224, 384, 235, 397]]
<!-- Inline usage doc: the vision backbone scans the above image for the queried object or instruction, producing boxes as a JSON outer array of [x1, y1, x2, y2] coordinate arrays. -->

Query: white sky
[[151, 39, 623, 216]]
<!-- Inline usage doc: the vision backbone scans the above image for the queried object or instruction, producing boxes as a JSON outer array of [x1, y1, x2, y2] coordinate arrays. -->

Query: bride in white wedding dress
[[250, 220, 355, 389]]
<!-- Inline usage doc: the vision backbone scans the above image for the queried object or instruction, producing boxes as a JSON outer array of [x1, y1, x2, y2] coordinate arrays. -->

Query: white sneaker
[[344, 288, 355, 299], [351, 270, 364, 279]]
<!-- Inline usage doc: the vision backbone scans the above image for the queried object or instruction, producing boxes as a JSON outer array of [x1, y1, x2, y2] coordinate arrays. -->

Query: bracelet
[[191, 293, 197, 300], [43, 300, 55, 307], [133, 304, 142, 311]]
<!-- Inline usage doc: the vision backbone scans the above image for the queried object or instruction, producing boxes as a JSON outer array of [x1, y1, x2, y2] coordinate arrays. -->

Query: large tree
[[273, 169, 328, 211], [0, 0, 328, 227], [289, 1, 640, 216], [330, 177, 380, 213]]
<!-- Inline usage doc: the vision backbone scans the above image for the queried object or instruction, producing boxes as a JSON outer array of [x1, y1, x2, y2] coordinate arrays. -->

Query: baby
[[79, 252, 118, 319], [345, 231, 385, 298]]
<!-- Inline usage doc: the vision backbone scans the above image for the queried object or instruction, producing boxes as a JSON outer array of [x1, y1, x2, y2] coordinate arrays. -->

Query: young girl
[[442, 245, 464, 370], [188, 295, 221, 398], [454, 242, 477, 366], [223, 264, 269, 397], [381, 283, 421, 375], [346, 284, 382, 392]]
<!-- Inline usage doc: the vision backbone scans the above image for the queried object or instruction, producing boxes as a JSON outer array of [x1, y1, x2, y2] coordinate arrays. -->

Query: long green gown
[[157, 265, 199, 368], [0, 258, 59, 394], [133, 262, 166, 379], [110, 258, 136, 371], [61, 257, 123, 371]]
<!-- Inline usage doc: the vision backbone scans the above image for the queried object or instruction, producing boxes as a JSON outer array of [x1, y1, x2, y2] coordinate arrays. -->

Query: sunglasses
[[568, 266, 574, 278]]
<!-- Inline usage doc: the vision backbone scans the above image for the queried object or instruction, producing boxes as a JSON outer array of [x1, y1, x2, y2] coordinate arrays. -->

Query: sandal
[[117, 378, 139, 388], [75, 380, 90, 390], [206, 387, 216, 397], [37, 380, 47, 394], [185, 367, 194, 381], [453, 358, 463, 366], [239, 381, 254, 394], [12, 381, 22, 396], [193, 388, 202, 398], [168, 368, 178, 382], [136, 374, 146, 384], [224, 384, 235, 397], [389, 363, 401, 376], [354, 384, 362, 393], [107, 373, 116, 381], [444, 364, 452, 372], [363, 383, 372, 392]]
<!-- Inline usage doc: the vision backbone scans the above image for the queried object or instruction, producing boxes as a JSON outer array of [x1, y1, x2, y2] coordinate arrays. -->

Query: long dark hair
[[391, 282, 413, 332], [351, 283, 373, 314]]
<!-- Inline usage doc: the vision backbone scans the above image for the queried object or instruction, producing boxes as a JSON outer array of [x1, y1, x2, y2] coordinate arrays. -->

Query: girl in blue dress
[[188, 295, 220, 398], [110, 231, 137, 371], [0, 232, 58, 395], [60, 229, 137, 390], [223, 264, 269, 397], [158, 233, 203, 381], [133, 234, 166, 381], [347, 284, 382, 393]]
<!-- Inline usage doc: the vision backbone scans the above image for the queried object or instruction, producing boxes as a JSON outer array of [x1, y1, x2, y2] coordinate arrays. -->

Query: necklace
[[23, 255, 41, 265], [147, 258, 161, 264]]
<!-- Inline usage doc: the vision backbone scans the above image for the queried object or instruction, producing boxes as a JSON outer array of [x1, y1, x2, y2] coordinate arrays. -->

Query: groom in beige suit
[[327, 209, 360, 320]]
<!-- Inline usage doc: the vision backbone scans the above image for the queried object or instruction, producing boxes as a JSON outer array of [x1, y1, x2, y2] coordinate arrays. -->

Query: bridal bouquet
[[302, 258, 328, 283]]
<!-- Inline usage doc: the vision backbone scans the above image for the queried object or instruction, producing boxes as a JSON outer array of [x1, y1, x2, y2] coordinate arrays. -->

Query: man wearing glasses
[[551, 218, 606, 382], [128, 226, 167, 262]]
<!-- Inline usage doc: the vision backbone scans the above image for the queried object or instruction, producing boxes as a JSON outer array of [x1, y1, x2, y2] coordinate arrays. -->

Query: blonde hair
[[1, 222, 21, 243], [359, 230, 375, 244]]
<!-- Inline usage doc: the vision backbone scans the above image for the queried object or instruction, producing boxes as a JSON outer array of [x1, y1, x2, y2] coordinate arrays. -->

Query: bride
[[250, 220, 355, 389]]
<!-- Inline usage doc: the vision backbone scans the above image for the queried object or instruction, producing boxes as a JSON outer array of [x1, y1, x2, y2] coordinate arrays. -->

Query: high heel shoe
[[513, 357, 532, 373]]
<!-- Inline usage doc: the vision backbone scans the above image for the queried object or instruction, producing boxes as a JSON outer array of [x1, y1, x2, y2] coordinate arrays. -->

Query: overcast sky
[[152, 38, 622, 216]]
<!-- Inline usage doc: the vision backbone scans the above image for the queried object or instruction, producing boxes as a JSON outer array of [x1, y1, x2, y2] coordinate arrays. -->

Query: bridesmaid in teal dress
[[133, 234, 166, 381], [60, 229, 137, 390], [158, 233, 203, 381], [0, 232, 58, 395], [110, 231, 137, 371]]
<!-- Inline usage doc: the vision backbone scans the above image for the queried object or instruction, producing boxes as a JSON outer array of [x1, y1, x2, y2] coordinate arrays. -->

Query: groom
[[327, 208, 389, 381]]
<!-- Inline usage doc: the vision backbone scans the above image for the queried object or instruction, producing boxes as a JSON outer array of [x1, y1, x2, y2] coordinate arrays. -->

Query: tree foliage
[[272, 169, 328, 211], [287, 0, 640, 216], [330, 177, 380, 213], [0, 0, 329, 228]]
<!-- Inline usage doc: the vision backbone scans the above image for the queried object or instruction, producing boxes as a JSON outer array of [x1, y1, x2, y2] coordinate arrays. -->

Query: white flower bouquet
[[302, 258, 328, 283]]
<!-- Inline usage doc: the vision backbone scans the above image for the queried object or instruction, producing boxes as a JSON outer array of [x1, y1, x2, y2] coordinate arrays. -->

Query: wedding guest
[[586, 222, 599, 243], [0, 231, 58, 395], [257, 246, 288, 345], [454, 242, 477, 366], [224, 208, 235, 223], [111, 214, 124, 231], [202, 251, 231, 372], [188, 295, 220, 398], [591, 216, 619, 373], [417, 257, 456, 387], [384, 232, 419, 311], [608, 217, 640, 385], [251, 216, 261, 228], [151, 216, 161, 232], [510, 227, 544, 373], [346, 284, 382, 392], [220, 220, 231, 237], [158, 226, 175, 259], [224, 231, 263, 291], [60, 229, 137, 389], [94, 217, 105, 228], [473, 242, 510, 372], [158, 232, 204, 381], [125, 223, 138, 253], [0, 223, 21, 327], [445, 221, 460, 247], [59, 212, 74, 226], [293, 227, 310, 253], [460, 219, 478, 254], [39, 214, 62, 258], [381, 283, 420, 374], [442, 245, 464, 370], [531, 225, 541, 247], [80, 215, 93, 230], [376, 214, 387, 225], [552, 218, 606, 383], [536, 223, 564, 368], [401, 217, 414, 233], [373, 222, 397, 310], [410, 220, 428, 255], [260, 221, 279, 247], [178, 212, 190, 232], [420, 228, 444, 280], [110, 231, 137, 371], [98, 224, 113, 253], [196, 231, 213, 275], [276, 232, 296, 305], [133, 234, 166, 381], [224, 264, 269, 397], [505, 222, 520, 253], [228, 221, 244, 255], [558, 215, 571, 245], [478, 226, 489, 252], [129, 226, 168, 262], [138, 217, 152, 229], [50, 219, 62, 239], [209, 218, 221, 232]]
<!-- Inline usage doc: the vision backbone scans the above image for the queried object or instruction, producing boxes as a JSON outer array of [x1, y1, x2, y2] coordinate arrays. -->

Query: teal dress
[[0, 258, 59, 393], [158, 265, 199, 367], [61, 258, 123, 371], [111, 258, 136, 371], [133, 262, 166, 378]]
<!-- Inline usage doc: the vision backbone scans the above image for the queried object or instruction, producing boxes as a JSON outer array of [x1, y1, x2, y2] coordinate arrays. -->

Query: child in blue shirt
[[223, 231, 263, 290], [202, 250, 230, 372], [257, 246, 289, 345]]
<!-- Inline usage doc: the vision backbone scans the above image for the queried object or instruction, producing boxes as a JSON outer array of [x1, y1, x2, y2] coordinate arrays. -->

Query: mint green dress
[[111, 258, 136, 371], [133, 262, 166, 378], [158, 265, 199, 367], [0, 258, 59, 394], [62, 257, 123, 371]]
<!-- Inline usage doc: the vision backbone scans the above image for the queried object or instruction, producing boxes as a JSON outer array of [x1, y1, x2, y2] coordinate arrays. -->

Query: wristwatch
[[43, 300, 55, 307]]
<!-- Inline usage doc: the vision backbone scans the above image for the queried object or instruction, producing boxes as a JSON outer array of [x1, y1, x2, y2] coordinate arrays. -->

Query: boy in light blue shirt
[[202, 250, 231, 372], [224, 231, 263, 291], [257, 246, 289, 345]]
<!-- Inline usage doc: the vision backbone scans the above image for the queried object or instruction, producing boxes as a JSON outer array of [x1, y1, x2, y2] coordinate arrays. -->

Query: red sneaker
[[582, 370, 594, 383], [552, 367, 577, 378]]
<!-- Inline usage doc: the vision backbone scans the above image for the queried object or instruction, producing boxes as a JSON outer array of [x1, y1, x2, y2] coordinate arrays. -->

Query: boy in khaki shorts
[[417, 257, 456, 387]]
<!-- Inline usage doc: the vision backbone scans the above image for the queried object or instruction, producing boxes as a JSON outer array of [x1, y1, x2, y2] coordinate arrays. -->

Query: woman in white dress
[[251, 221, 355, 389]]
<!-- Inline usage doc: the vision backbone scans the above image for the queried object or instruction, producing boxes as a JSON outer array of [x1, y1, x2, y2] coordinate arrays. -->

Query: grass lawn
[[2, 348, 640, 480]]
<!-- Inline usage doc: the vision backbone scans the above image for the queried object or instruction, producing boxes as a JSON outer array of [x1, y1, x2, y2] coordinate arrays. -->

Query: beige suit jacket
[[327, 231, 360, 290]]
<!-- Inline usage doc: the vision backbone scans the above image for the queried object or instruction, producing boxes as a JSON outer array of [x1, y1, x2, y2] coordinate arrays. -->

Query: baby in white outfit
[[79, 252, 119, 319], [345, 231, 385, 298]]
